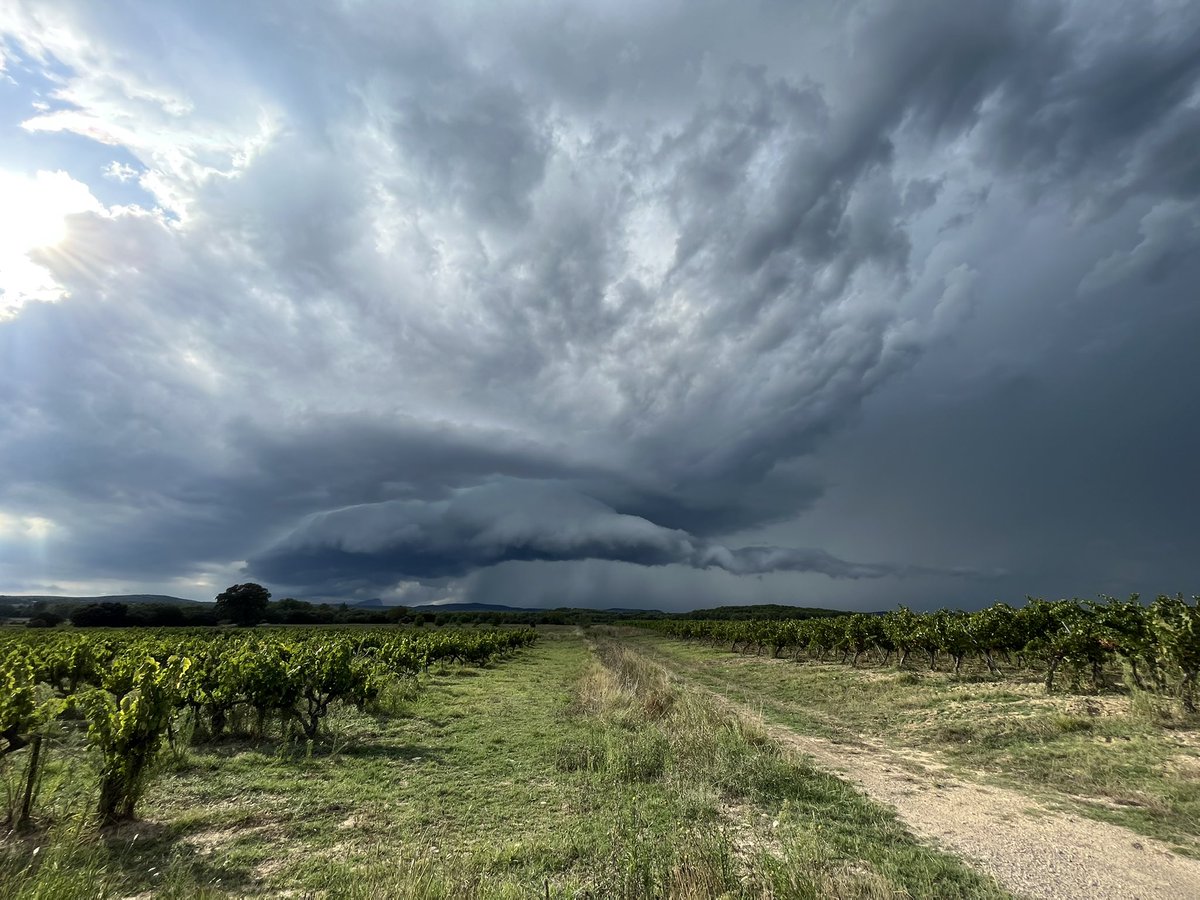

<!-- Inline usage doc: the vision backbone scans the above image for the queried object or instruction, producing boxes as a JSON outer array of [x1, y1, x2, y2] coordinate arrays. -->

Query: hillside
[[0, 593, 201, 607]]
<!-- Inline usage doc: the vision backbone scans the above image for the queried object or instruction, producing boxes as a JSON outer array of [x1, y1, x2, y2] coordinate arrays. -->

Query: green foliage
[[0, 625, 537, 827], [213, 582, 271, 626], [1149, 594, 1200, 711], [24, 612, 64, 629], [68, 603, 129, 628], [76, 654, 193, 824], [0, 650, 38, 757], [650, 593, 1200, 708], [967, 603, 1021, 674], [0, 647, 68, 828]]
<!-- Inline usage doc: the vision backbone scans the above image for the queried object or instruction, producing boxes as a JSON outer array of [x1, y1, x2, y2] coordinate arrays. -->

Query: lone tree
[[214, 583, 271, 626]]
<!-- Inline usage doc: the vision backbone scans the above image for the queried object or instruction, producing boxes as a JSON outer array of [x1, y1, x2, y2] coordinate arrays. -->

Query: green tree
[[214, 583, 271, 626], [70, 602, 129, 628]]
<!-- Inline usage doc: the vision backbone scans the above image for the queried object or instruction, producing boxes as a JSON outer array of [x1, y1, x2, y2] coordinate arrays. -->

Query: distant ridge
[[0, 594, 202, 606], [403, 602, 667, 614], [401, 601, 841, 619], [405, 602, 536, 613]]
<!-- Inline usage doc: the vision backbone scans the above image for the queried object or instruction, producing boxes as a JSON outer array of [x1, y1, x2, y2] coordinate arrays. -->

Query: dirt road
[[644, 646, 1200, 900], [761, 724, 1200, 900]]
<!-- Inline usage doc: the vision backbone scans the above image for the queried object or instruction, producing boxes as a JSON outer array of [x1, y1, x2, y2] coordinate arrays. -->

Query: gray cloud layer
[[1, 0, 1197, 607], [250, 481, 958, 592]]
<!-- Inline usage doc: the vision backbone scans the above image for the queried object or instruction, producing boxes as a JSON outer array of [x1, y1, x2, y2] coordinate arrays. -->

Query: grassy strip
[[628, 628, 1200, 852], [561, 635, 1010, 899]]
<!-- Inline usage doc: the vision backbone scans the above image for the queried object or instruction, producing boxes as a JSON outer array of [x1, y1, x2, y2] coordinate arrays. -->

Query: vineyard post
[[16, 733, 41, 831]]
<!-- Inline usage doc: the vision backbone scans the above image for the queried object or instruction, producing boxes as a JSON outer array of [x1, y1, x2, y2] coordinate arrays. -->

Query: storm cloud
[[250, 481, 950, 592], [1, 1, 1197, 608]]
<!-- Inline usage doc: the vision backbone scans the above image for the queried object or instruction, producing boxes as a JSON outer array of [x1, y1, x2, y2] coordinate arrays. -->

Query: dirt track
[[647, 648, 1200, 900], [761, 724, 1200, 900]]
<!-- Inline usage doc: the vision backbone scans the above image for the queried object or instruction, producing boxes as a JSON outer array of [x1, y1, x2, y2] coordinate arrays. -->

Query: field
[[2, 624, 1200, 898]]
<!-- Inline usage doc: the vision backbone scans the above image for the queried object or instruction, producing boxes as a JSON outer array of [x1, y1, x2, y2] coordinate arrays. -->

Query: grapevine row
[[0, 626, 536, 826], [647, 594, 1200, 707]]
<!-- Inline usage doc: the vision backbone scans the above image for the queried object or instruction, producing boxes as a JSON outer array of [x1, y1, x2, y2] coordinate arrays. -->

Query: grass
[[628, 629, 1200, 852], [0, 629, 1009, 898], [566, 637, 1007, 899]]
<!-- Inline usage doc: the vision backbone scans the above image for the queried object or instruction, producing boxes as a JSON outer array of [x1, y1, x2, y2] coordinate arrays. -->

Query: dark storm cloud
[[1080, 201, 1200, 293], [798, 299, 1200, 606], [1, 0, 1198, 604], [847, 3, 1200, 206], [248, 481, 951, 591], [971, 12, 1200, 206]]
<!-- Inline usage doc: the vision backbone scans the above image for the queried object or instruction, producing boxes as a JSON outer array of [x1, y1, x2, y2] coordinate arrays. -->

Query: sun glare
[[0, 511, 57, 541], [0, 169, 102, 309]]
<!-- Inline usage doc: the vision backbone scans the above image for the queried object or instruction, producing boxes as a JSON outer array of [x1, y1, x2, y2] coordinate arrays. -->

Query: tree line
[[5, 582, 676, 629]]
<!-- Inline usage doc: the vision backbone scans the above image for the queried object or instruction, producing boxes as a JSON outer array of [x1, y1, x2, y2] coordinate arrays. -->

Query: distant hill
[[404, 602, 667, 614], [604, 607, 669, 615], [406, 602, 538, 613], [0, 594, 202, 607], [404, 601, 844, 620], [678, 603, 843, 620]]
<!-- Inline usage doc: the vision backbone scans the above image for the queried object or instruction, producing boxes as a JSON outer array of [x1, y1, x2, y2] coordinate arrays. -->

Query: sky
[[1, 1, 1198, 611]]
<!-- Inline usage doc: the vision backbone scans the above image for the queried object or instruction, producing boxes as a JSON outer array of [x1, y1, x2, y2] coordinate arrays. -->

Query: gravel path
[[759, 724, 1200, 900], [643, 647, 1200, 900]]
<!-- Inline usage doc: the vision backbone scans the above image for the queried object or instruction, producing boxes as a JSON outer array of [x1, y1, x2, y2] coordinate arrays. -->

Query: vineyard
[[0, 626, 535, 829], [2, 611, 1199, 898], [649, 594, 1200, 708]]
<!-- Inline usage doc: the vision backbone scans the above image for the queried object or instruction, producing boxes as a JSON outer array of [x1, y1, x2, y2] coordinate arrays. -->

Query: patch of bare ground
[[183, 821, 282, 856], [1168, 755, 1200, 778], [252, 854, 288, 881], [719, 799, 784, 864]]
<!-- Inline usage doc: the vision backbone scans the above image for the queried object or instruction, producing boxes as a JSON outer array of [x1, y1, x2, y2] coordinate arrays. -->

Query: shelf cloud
[[250, 481, 972, 591]]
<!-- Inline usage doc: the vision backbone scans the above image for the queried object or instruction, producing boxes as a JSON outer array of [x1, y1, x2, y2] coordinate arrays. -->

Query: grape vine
[[0, 626, 536, 826], [648, 594, 1200, 706]]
